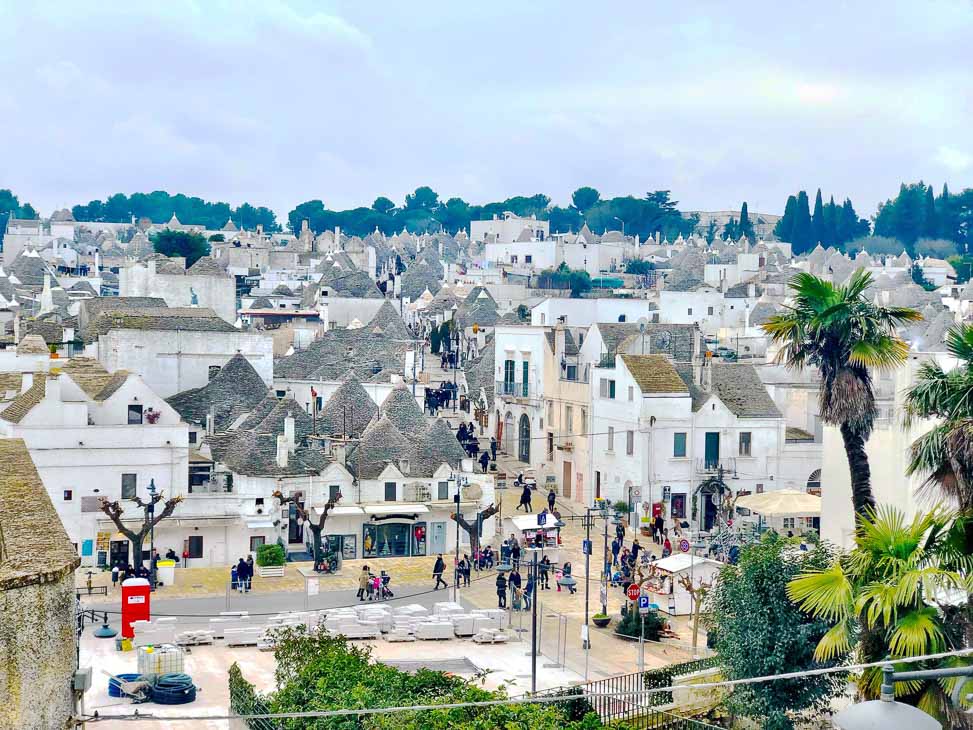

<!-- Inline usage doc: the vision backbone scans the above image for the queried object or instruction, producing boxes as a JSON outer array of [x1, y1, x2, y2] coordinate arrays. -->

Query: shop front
[[361, 505, 431, 559]]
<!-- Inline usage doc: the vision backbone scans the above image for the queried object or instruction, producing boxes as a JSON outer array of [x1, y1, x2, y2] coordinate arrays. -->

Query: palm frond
[[787, 562, 854, 622], [848, 336, 909, 370], [945, 324, 973, 364], [887, 606, 945, 656], [812, 620, 855, 662]]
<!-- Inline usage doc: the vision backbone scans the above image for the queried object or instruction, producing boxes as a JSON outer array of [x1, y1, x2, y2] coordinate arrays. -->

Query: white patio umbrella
[[735, 489, 821, 517]]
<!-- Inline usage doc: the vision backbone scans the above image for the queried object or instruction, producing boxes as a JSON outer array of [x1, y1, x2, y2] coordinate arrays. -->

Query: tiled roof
[[464, 345, 495, 410], [186, 256, 228, 277], [317, 372, 379, 438], [254, 397, 315, 443], [400, 259, 442, 300], [596, 323, 698, 363], [1, 376, 45, 423], [349, 415, 415, 480], [0, 438, 79, 589], [216, 430, 328, 477], [710, 363, 781, 418], [0, 372, 23, 396], [59, 357, 113, 398], [274, 328, 412, 381], [166, 353, 269, 429], [367, 300, 412, 340], [85, 307, 237, 342], [673, 364, 709, 411], [454, 287, 499, 329], [378, 383, 427, 437], [620, 354, 689, 394], [16, 334, 49, 354], [94, 371, 131, 401], [416, 418, 467, 476]]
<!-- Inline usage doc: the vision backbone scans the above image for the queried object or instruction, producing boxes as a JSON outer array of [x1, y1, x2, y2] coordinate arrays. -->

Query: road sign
[[627, 583, 641, 602], [632, 488, 641, 499], [662, 486, 671, 500], [679, 539, 690, 553], [638, 595, 650, 615], [537, 511, 547, 526], [582, 539, 591, 555]]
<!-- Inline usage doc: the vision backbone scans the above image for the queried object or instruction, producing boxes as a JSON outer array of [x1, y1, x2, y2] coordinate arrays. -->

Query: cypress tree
[[811, 188, 826, 248], [823, 195, 838, 248], [793, 190, 813, 254], [938, 183, 955, 241], [922, 184, 938, 239], [738, 202, 754, 241], [775, 195, 797, 242]]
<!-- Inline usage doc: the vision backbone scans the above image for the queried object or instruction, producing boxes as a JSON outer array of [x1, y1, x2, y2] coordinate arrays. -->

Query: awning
[[246, 519, 274, 529], [363, 504, 430, 515], [328, 506, 365, 516], [507, 514, 560, 533], [736, 489, 821, 517]]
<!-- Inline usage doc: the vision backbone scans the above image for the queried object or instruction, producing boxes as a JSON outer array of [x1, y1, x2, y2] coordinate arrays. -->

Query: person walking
[[463, 554, 472, 586], [511, 540, 521, 570], [246, 555, 254, 591], [662, 536, 672, 558], [631, 539, 642, 564], [615, 520, 625, 543], [230, 563, 238, 592], [611, 537, 621, 567], [653, 514, 665, 545], [496, 573, 508, 608], [479, 450, 490, 473], [111, 563, 120, 590], [524, 571, 535, 610], [517, 484, 533, 512], [433, 554, 448, 590], [357, 566, 370, 601], [562, 562, 577, 594], [547, 488, 556, 512], [235, 558, 248, 593], [490, 437, 497, 461]]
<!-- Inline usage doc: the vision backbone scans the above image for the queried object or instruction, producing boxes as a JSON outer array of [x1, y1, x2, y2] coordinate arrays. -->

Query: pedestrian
[[230, 564, 238, 591], [512, 586, 524, 611], [433, 554, 448, 590], [662, 536, 672, 558], [563, 562, 577, 594], [357, 566, 369, 601], [539, 556, 551, 589], [555, 567, 563, 592], [496, 573, 508, 608], [511, 540, 521, 570], [615, 520, 625, 542], [524, 572, 534, 610], [653, 514, 665, 545], [517, 484, 532, 512], [631, 539, 642, 563], [458, 422, 468, 442], [484, 546, 494, 569], [462, 554, 472, 586], [490, 437, 497, 461], [611, 537, 621, 567], [547, 488, 556, 512], [509, 567, 522, 594], [236, 557, 249, 593], [479, 450, 490, 473], [246, 555, 254, 590], [111, 564, 120, 589]]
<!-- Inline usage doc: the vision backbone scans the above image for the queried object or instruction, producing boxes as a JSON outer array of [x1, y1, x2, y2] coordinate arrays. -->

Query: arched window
[[518, 414, 531, 463], [806, 469, 821, 495]]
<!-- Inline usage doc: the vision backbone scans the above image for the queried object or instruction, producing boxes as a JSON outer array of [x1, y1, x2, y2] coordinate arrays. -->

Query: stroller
[[380, 570, 394, 599]]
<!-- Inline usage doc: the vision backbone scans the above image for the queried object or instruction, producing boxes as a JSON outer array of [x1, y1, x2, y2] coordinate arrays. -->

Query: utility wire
[[81, 648, 973, 723]]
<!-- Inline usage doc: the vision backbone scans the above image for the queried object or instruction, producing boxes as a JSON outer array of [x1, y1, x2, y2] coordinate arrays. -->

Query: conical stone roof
[[318, 371, 378, 438], [349, 415, 414, 479], [367, 300, 412, 339], [416, 419, 467, 476], [166, 353, 269, 430], [378, 383, 426, 437]]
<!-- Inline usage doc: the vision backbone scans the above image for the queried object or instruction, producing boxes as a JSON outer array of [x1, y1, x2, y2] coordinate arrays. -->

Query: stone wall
[[0, 573, 78, 730]]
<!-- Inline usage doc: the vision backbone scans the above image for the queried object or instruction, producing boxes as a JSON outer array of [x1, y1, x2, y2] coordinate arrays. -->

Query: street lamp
[[147, 478, 157, 591], [613, 216, 625, 236], [453, 473, 462, 601]]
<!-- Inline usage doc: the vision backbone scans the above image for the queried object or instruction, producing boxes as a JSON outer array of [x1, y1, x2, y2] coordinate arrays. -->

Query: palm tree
[[787, 507, 971, 723], [905, 324, 973, 514], [763, 270, 921, 517]]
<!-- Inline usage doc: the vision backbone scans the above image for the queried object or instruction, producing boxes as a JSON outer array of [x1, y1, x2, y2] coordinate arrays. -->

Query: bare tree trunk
[[840, 423, 875, 518]]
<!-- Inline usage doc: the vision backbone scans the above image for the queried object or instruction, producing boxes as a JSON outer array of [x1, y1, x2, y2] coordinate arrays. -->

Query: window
[[127, 404, 143, 425], [121, 473, 137, 499], [255, 497, 264, 506], [511, 255, 518, 263], [504, 359, 515, 390], [438, 481, 449, 500], [607, 427, 615, 451], [628, 386, 634, 401], [249, 536, 265, 553], [525, 255, 533, 264], [756, 483, 764, 493], [671, 493, 686, 518], [652, 313, 660, 323], [63, 489, 73, 501], [187, 535, 203, 559], [276, 390, 286, 398], [547, 432, 554, 460], [626, 430, 634, 455], [673, 433, 687, 458], [522, 361, 529, 396], [384, 482, 397, 501], [566, 364, 578, 381], [739, 432, 752, 457], [688, 308, 693, 315], [599, 379, 616, 399], [328, 485, 341, 502], [547, 401, 554, 424], [564, 405, 573, 434], [188, 431, 197, 445], [618, 314, 626, 322], [580, 408, 587, 433], [782, 517, 796, 529]]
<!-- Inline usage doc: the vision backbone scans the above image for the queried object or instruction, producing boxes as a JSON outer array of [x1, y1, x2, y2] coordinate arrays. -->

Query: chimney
[[554, 322, 566, 359], [301, 219, 309, 234], [332, 439, 347, 467], [335, 226, 341, 247], [206, 408, 215, 436], [284, 416, 296, 452], [94, 249, 101, 272], [276, 434, 289, 468], [747, 282, 755, 298], [257, 223, 264, 236]]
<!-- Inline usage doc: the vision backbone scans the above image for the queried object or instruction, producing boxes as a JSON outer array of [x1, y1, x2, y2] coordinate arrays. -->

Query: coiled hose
[[107, 674, 142, 698], [150, 673, 197, 704]]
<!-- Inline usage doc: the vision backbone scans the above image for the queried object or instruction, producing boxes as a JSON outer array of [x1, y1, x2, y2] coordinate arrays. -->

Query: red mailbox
[[121, 577, 151, 638]]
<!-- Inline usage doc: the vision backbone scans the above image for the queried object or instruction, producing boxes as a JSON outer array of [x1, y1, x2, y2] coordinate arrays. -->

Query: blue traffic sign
[[638, 595, 650, 609], [537, 511, 547, 526], [582, 539, 591, 555]]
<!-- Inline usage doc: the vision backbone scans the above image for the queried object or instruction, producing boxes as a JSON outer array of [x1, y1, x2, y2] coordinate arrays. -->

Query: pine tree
[[792, 190, 813, 254], [822, 195, 838, 248], [938, 183, 957, 241], [922, 184, 938, 239], [774, 195, 797, 242], [811, 188, 826, 248]]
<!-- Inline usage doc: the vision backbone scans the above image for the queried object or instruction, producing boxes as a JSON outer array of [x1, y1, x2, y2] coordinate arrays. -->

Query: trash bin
[[156, 560, 176, 587]]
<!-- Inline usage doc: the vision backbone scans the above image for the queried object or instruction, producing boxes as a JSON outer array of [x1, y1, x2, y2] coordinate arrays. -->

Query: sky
[[1, 1, 971, 222]]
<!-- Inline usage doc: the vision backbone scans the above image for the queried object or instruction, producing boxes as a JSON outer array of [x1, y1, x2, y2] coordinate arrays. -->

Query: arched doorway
[[518, 414, 531, 463], [503, 412, 514, 454]]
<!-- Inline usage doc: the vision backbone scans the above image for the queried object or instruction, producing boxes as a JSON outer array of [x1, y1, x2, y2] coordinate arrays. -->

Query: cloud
[[935, 146, 972, 173]]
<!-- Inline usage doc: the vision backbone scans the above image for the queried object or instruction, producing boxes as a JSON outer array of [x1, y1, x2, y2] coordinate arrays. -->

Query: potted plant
[[592, 613, 612, 628], [255, 543, 286, 577], [612, 500, 629, 515]]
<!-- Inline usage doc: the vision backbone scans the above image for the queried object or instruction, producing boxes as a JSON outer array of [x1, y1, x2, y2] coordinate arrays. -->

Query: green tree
[[845, 236, 905, 257], [774, 195, 798, 242], [811, 189, 827, 248], [737, 201, 754, 241], [439, 197, 472, 234], [0, 189, 30, 231], [151, 230, 210, 266], [405, 185, 439, 211], [915, 238, 957, 259], [571, 186, 601, 213], [762, 271, 920, 517], [923, 185, 938, 239], [705, 219, 719, 243], [372, 196, 395, 214], [706, 534, 841, 730], [787, 508, 971, 724], [19, 202, 38, 219], [791, 191, 813, 254], [911, 263, 937, 291], [624, 259, 654, 275], [836, 198, 870, 247], [723, 217, 738, 240]]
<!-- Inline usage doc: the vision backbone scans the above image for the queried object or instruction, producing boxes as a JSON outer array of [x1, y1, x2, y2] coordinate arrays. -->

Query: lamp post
[[530, 549, 539, 695], [147, 478, 157, 591], [453, 475, 462, 602]]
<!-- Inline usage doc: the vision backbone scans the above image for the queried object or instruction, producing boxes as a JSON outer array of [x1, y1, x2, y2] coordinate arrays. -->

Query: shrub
[[614, 607, 664, 641], [613, 500, 630, 514], [255, 543, 285, 567]]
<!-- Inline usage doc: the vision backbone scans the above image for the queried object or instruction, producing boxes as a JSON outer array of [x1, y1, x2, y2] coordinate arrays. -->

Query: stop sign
[[626, 583, 641, 602]]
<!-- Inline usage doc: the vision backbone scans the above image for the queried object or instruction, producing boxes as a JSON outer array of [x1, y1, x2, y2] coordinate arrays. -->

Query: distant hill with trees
[[69, 191, 280, 231]]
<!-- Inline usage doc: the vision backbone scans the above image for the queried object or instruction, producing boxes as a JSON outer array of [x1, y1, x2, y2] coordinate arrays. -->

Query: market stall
[[641, 553, 722, 616], [501, 513, 562, 565], [735, 489, 821, 535]]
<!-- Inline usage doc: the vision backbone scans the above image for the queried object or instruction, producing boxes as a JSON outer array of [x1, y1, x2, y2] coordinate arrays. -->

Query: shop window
[[121, 473, 137, 499], [188, 535, 203, 559]]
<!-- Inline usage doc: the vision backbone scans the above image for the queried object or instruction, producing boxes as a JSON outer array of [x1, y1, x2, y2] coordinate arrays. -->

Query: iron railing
[[496, 380, 531, 398]]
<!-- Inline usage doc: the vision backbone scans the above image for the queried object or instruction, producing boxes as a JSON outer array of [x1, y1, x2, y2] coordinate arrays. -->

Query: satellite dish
[[464, 483, 483, 502]]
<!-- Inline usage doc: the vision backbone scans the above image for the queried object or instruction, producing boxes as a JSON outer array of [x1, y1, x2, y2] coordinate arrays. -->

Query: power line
[[81, 648, 973, 723]]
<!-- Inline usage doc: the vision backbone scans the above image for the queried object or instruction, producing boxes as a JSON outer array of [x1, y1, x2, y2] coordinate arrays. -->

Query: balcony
[[695, 457, 736, 475], [596, 354, 616, 368], [497, 380, 531, 399]]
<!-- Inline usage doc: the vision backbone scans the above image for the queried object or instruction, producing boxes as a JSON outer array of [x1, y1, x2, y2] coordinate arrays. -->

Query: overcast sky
[[1, 1, 970, 221]]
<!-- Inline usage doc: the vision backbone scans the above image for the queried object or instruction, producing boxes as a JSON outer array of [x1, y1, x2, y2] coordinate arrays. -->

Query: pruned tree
[[98, 492, 182, 567], [678, 573, 712, 654], [273, 490, 341, 569], [450, 503, 498, 553]]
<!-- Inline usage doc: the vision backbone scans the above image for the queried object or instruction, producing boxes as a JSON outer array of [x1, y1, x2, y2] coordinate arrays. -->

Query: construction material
[[150, 673, 197, 705], [106, 672, 145, 698], [136, 644, 185, 678]]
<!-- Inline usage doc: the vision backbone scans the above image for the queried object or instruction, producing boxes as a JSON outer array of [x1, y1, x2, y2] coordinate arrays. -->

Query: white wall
[[120, 263, 237, 324], [531, 298, 656, 328]]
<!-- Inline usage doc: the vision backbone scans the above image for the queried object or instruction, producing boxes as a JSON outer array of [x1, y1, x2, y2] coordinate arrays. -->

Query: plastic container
[[137, 644, 184, 678], [156, 560, 176, 587]]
